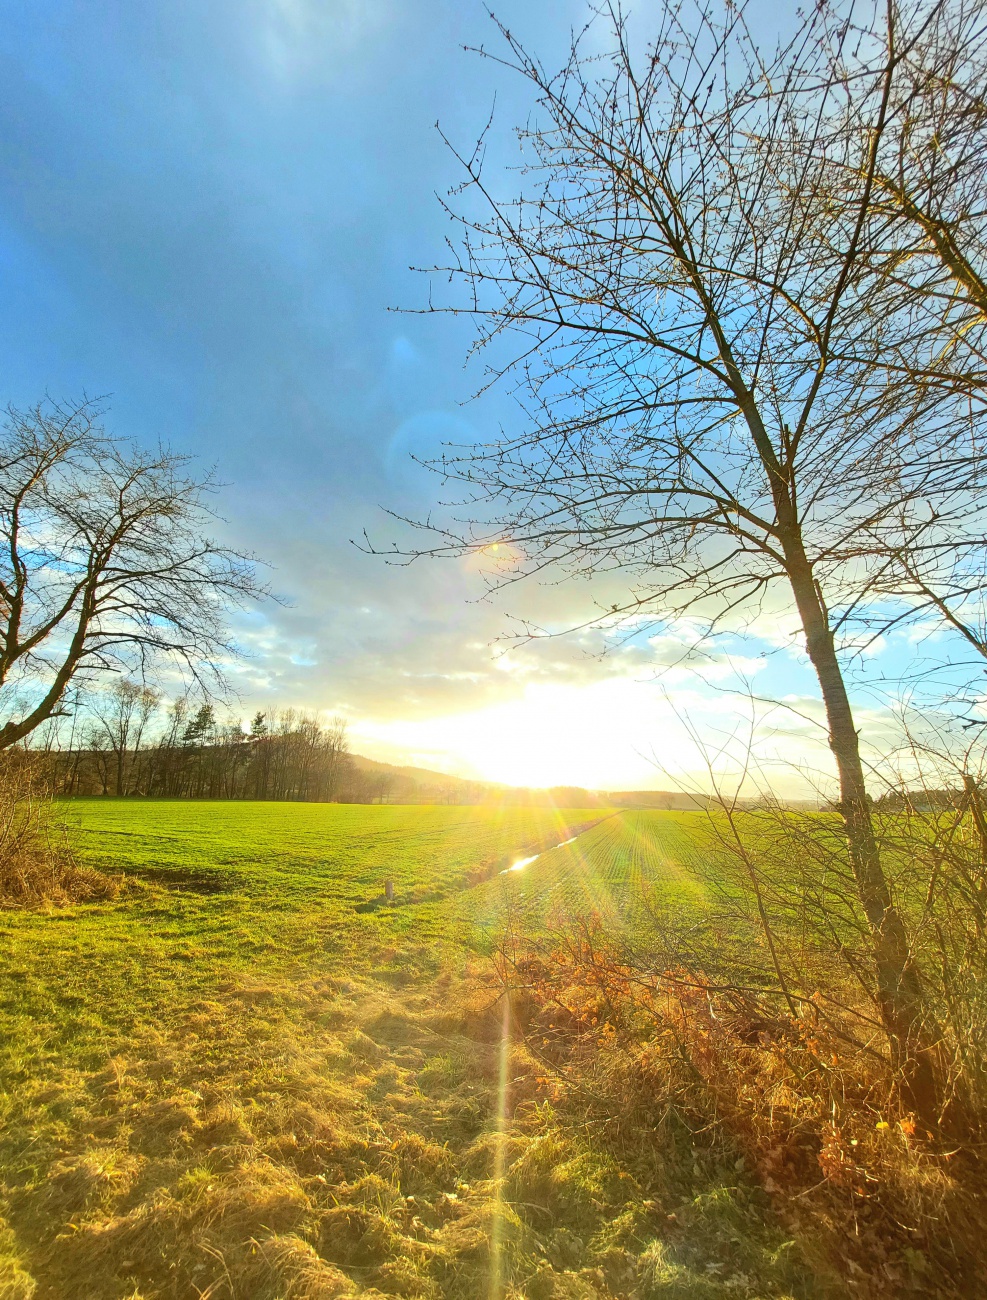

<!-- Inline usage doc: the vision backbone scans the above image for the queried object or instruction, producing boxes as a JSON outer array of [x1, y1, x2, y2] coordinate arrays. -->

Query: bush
[[0, 754, 119, 906], [494, 901, 987, 1297]]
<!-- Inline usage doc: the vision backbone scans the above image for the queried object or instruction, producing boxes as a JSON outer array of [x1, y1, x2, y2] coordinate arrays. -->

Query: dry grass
[[0, 957, 820, 1299], [0, 756, 119, 907], [495, 914, 987, 1298], [2, 971, 467, 1298]]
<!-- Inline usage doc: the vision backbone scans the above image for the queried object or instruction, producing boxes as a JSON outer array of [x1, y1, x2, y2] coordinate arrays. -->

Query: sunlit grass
[[464, 810, 712, 937]]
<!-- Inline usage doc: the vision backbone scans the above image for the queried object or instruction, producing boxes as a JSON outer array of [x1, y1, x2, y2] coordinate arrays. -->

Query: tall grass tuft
[[0, 753, 119, 906]]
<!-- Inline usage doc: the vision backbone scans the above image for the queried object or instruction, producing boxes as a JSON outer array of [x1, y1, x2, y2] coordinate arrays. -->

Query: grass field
[[0, 800, 822, 1300], [466, 811, 712, 929]]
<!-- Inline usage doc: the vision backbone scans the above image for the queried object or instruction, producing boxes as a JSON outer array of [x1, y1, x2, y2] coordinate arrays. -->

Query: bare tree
[[0, 399, 263, 750], [321, 715, 350, 802], [90, 679, 161, 796], [82, 722, 111, 797], [816, 2, 987, 681], [746, 1, 987, 684], [246, 709, 349, 802], [392, 2, 987, 1121]]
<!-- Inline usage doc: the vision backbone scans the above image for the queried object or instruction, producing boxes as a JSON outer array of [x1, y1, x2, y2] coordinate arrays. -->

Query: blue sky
[[0, 0, 964, 791]]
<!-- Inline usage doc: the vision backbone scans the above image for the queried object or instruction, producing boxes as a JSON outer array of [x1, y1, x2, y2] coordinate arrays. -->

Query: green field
[[467, 811, 712, 926], [0, 801, 818, 1300]]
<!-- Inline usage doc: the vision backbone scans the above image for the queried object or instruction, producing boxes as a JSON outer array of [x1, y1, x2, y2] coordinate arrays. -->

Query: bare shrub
[[0, 753, 119, 906], [494, 901, 987, 1296], [685, 776, 987, 1141]]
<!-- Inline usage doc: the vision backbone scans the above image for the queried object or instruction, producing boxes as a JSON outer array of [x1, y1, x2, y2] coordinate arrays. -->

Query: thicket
[[0, 753, 119, 906]]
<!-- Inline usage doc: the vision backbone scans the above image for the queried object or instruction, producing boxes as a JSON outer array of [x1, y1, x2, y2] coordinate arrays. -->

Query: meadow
[[0, 801, 823, 1300], [465, 812, 712, 928]]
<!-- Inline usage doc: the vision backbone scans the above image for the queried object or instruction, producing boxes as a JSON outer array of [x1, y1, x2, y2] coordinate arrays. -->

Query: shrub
[[495, 905, 987, 1297], [0, 754, 118, 906]]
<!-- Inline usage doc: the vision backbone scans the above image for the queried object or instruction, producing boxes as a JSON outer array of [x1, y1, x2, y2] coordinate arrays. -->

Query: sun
[[353, 679, 698, 790]]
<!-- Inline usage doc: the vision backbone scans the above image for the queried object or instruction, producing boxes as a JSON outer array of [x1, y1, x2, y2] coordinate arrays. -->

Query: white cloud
[[250, 0, 393, 80]]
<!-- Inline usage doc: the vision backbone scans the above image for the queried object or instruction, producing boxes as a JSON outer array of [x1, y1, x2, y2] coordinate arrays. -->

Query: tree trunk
[[782, 535, 941, 1126]]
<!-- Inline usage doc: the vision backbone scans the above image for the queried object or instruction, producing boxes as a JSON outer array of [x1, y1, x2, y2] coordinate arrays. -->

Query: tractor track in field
[[498, 810, 623, 876]]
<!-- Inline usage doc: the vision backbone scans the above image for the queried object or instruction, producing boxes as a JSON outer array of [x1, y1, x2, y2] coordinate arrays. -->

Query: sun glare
[[353, 678, 707, 789]]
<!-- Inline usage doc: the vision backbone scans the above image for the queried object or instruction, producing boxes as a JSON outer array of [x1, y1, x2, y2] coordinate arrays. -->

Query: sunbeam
[[488, 995, 512, 1300]]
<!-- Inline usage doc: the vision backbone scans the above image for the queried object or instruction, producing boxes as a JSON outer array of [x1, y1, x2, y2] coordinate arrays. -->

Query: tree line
[[42, 686, 361, 802]]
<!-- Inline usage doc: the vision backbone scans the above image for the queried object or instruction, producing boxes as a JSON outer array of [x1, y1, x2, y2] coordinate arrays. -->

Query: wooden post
[[384, 879, 394, 903]]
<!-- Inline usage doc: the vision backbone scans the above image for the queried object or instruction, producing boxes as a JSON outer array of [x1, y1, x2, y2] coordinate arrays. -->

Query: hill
[[347, 755, 611, 807], [606, 789, 710, 810]]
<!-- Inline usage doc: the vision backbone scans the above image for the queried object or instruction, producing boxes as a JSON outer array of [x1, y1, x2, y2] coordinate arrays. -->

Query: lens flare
[[488, 996, 511, 1299]]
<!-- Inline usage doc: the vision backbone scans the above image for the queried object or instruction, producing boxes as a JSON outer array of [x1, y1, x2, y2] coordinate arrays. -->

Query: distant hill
[[607, 790, 823, 810], [348, 753, 496, 800], [349, 752, 478, 786], [606, 790, 710, 810], [347, 755, 604, 806]]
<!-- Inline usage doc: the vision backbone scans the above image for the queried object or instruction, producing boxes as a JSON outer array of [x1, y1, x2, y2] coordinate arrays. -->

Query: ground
[[0, 801, 828, 1300]]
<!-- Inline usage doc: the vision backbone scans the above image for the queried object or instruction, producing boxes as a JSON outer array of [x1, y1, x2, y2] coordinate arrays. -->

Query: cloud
[[249, 0, 394, 82]]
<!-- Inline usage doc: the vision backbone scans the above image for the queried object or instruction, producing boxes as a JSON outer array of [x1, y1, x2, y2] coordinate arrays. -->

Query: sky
[[0, 0, 966, 793]]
